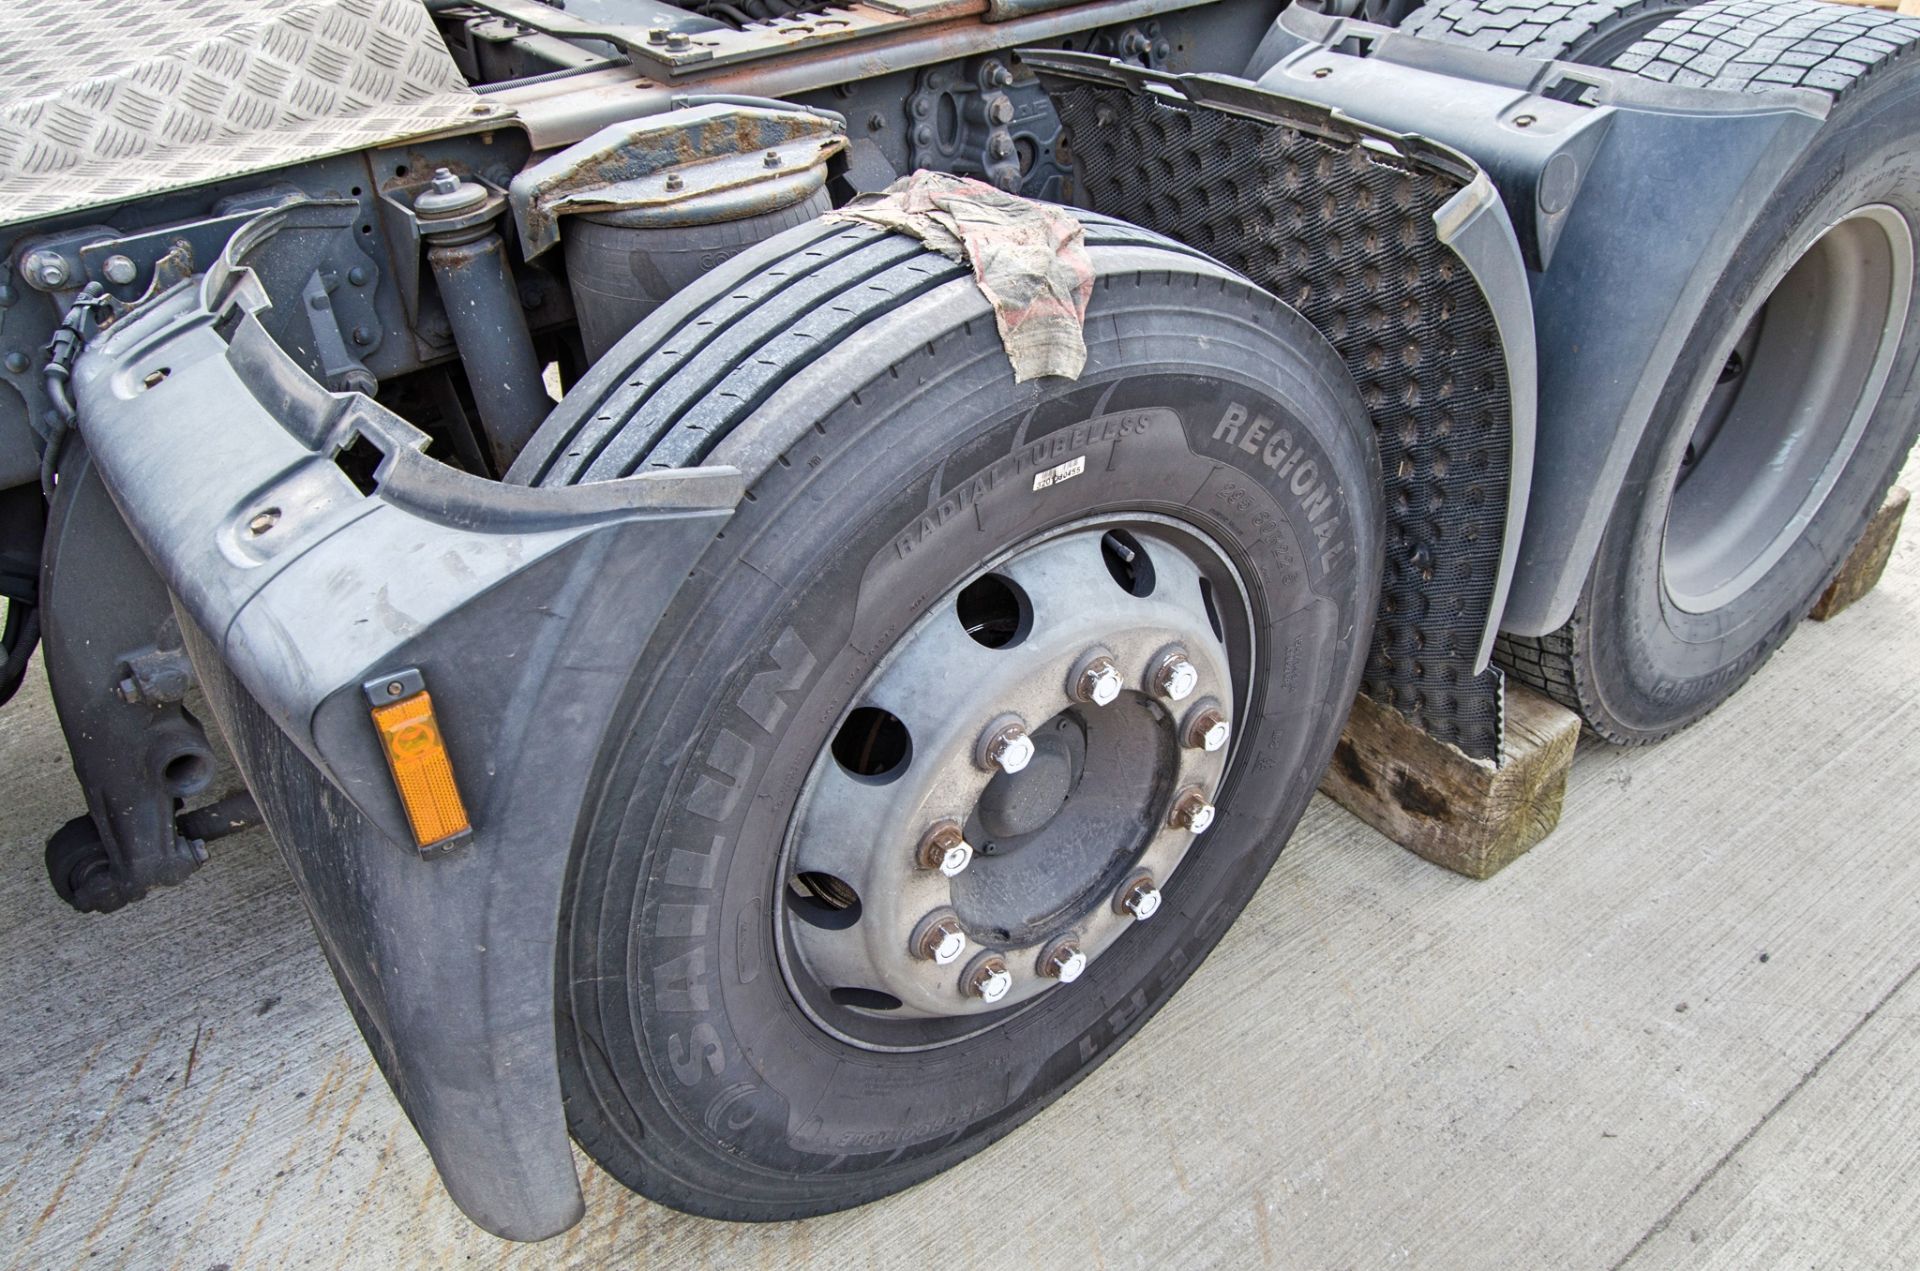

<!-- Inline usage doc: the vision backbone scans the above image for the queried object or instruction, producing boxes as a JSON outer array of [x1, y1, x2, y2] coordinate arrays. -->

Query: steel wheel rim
[[773, 512, 1254, 1052], [1662, 203, 1915, 614]]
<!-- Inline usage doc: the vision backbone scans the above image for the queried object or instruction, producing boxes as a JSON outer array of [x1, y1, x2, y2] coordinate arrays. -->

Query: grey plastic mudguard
[[70, 201, 742, 1240], [1248, 8, 1828, 635]]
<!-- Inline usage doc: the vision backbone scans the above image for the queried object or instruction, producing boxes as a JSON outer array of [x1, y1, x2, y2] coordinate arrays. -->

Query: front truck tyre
[[1497, 0, 1920, 743], [510, 219, 1382, 1219]]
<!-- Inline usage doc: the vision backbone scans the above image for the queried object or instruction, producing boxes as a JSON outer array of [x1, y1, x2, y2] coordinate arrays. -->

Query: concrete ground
[[4, 481, 1919, 1270]]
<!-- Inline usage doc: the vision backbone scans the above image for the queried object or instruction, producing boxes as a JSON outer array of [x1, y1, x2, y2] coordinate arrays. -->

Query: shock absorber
[[415, 168, 549, 472]]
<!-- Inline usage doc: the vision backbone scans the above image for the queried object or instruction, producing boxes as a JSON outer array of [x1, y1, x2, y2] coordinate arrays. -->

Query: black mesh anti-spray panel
[[1044, 72, 1511, 759]]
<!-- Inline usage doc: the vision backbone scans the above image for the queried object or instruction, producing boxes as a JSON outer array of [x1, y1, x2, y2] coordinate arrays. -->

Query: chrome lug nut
[[912, 910, 968, 966], [916, 820, 974, 877], [1039, 938, 1087, 983], [963, 953, 1013, 1002], [1116, 873, 1163, 921], [1182, 701, 1231, 752], [1151, 649, 1199, 702], [980, 717, 1035, 775], [1071, 652, 1124, 706], [1169, 786, 1216, 834]]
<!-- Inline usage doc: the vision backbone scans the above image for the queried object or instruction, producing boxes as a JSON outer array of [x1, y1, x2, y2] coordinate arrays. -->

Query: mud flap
[[70, 203, 741, 1239]]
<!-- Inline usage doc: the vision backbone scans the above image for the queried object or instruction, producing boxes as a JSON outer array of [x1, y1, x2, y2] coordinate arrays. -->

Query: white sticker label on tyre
[[1032, 455, 1086, 492]]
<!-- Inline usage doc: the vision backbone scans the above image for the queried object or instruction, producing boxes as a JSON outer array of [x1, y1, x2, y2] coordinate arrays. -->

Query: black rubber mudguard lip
[[1023, 50, 1485, 187]]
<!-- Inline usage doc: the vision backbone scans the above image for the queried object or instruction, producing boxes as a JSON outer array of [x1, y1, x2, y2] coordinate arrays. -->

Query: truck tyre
[[1498, 1, 1920, 743], [514, 217, 1381, 1219], [1401, 0, 1697, 65]]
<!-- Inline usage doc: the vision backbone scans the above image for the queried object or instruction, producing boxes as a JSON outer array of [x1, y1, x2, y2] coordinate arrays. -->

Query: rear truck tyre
[[515, 218, 1382, 1219], [1497, 0, 1920, 744], [1401, 0, 1699, 66]]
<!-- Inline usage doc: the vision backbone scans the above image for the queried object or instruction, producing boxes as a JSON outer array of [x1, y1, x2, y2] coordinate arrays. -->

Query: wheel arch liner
[[1242, 10, 1832, 636], [69, 201, 743, 1240], [1033, 52, 1536, 759]]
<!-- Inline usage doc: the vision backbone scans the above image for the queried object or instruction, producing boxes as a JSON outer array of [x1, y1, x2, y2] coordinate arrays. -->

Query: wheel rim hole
[[955, 573, 1031, 649], [828, 987, 901, 1011], [831, 706, 912, 782], [790, 872, 863, 930], [1101, 529, 1156, 597]]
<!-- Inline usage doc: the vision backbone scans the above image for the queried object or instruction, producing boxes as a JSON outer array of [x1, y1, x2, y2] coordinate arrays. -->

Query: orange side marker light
[[366, 670, 471, 854]]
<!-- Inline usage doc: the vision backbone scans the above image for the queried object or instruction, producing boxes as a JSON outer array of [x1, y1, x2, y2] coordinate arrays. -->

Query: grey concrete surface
[[4, 469, 1918, 1270]]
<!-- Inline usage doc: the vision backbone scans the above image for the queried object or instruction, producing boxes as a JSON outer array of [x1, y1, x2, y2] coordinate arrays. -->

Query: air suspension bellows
[[507, 102, 848, 362]]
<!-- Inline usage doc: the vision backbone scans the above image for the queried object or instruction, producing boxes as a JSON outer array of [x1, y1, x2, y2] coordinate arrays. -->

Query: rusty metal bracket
[[508, 103, 846, 259]]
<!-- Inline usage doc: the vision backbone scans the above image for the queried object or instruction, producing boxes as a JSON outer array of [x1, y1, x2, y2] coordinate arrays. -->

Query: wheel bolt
[[980, 718, 1035, 774], [963, 953, 1013, 1002], [916, 820, 974, 877], [1151, 649, 1199, 702], [1039, 938, 1087, 983], [1169, 786, 1215, 834], [1072, 653, 1124, 706], [1182, 701, 1231, 752], [1116, 873, 1162, 921], [912, 910, 967, 966]]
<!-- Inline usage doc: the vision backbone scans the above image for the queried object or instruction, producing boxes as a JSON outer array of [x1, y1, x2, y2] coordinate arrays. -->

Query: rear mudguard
[[71, 202, 741, 1239], [1243, 9, 1829, 634]]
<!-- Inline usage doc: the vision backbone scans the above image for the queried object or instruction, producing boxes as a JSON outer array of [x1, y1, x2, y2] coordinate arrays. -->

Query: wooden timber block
[[1810, 485, 1908, 622], [1320, 685, 1582, 880]]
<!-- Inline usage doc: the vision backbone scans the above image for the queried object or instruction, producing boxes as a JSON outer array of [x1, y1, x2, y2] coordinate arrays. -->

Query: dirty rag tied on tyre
[[826, 171, 1095, 382]]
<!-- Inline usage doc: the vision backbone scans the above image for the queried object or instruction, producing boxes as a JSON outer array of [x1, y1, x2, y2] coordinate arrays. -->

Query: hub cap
[[776, 518, 1245, 1042]]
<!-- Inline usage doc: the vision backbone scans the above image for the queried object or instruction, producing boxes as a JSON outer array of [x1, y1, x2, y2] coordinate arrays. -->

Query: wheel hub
[[973, 710, 1080, 843], [777, 519, 1243, 1036]]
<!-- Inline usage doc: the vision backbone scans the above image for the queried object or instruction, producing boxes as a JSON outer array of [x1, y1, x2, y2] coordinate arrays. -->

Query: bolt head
[[917, 821, 973, 875], [1153, 652, 1199, 702], [247, 509, 279, 536], [646, 24, 668, 43], [1120, 878, 1162, 921], [1042, 942, 1086, 983], [1075, 655, 1123, 706], [965, 956, 1013, 1002], [931, 926, 967, 965], [1170, 787, 1215, 835], [989, 726, 1035, 775], [2, 351, 26, 375], [103, 254, 138, 286], [665, 30, 691, 49], [347, 265, 371, 287], [764, 150, 782, 168], [1183, 705, 1231, 752], [24, 251, 69, 290], [938, 840, 973, 877], [914, 912, 967, 965], [665, 173, 685, 191]]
